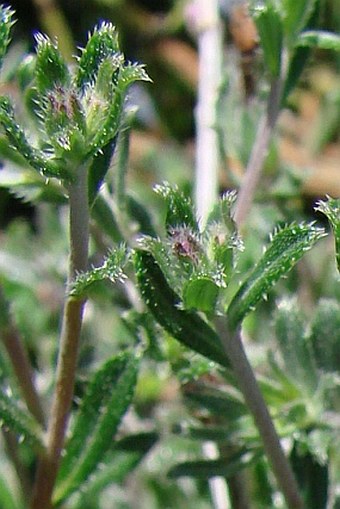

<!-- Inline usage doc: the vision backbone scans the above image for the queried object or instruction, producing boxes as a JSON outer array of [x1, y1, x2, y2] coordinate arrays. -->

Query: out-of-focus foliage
[[0, 1, 339, 509]]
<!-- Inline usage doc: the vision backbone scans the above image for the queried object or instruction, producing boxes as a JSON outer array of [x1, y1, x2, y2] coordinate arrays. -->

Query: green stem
[[216, 319, 304, 509], [30, 164, 89, 509]]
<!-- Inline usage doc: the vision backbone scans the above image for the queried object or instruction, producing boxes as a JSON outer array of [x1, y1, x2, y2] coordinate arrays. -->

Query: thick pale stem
[[193, 0, 223, 227], [216, 319, 304, 509], [30, 165, 89, 509]]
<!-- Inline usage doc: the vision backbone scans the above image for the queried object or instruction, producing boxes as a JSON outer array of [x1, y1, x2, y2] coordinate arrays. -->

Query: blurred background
[[2, 0, 340, 230], [0, 2, 340, 508]]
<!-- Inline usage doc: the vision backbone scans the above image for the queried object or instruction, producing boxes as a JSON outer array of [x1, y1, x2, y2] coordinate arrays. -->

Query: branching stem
[[30, 164, 89, 509]]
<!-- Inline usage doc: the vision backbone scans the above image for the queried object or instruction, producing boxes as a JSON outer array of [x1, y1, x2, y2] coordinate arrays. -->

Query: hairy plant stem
[[30, 164, 89, 509], [233, 58, 287, 227], [215, 318, 304, 509]]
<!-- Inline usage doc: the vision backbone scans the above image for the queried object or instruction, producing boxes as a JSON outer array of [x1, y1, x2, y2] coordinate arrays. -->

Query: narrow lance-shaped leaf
[[69, 244, 128, 297], [227, 222, 325, 329], [153, 182, 198, 232], [251, 0, 283, 77], [76, 22, 120, 90], [0, 97, 62, 178], [297, 30, 340, 51], [280, 0, 318, 46], [274, 300, 318, 394], [134, 250, 230, 368], [88, 61, 150, 156], [0, 6, 15, 71], [309, 299, 340, 372], [87, 138, 117, 206], [168, 448, 261, 479], [315, 197, 340, 273], [54, 352, 139, 504], [0, 390, 43, 452], [34, 33, 70, 95], [73, 432, 158, 502]]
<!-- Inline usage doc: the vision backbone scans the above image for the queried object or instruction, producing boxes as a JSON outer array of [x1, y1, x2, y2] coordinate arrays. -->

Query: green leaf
[[297, 30, 340, 51], [0, 6, 15, 71], [91, 194, 122, 243], [0, 473, 19, 509], [87, 62, 149, 156], [280, 0, 318, 46], [71, 432, 158, 504], [315, 197, 340, 273], [183, 381, 246, 420], [88, 138, 117, 206], [205, 191, 242, 285], [34, 33, 70, 94], [0, 97, 62, 178], [290, 441, 328, 509], [227, 223, 325, 329], [126, 194, 157, 237], [54, 351, 139, 504], [274, 300, 318, 394], [0, 162, 66, 204], [154, 182, 198, 232], [251, 0, 283, 77], [0, 391, 43, 452], [76, 22, 120, 90], [308, 299, 340, 373], [168, 448, 261, 479], [183, 277, 219, 313], [134, 250, 230, 368], [69, 244, 129, 297]]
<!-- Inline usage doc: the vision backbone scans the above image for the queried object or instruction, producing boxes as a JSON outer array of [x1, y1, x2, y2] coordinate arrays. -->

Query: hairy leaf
[[153, 181, 198, 232], [183, 277, 219, 313], [34, 33, 70, 94], [69, 244, 128, 297], [134, 250, 229, 368], [315, 197, 340, 273], [76, 22, 120, 90], [88, 138, 116, 205], [0, 97, 62, 178], [73, 432, 158, 502], [0, 5, 15, 71], [308, 299, 340, 373], [54, 351, 139, 503], [274, 300, 318, 394], [227, 223, 325, 329], [0, 391, 43, 451]]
